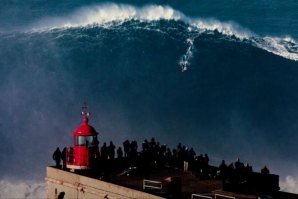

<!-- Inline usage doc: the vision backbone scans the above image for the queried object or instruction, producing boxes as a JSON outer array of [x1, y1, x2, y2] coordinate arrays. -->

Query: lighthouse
[[66, 105, 99, 171]]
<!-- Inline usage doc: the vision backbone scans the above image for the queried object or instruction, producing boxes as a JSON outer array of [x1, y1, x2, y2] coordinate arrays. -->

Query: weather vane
[[81, 102, 90, 117]]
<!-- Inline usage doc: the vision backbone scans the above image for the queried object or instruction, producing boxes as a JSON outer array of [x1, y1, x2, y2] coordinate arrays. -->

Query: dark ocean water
[[0, 1, 298, 196]]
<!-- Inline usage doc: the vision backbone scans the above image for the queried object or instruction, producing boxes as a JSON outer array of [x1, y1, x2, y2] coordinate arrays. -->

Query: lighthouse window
[[75, 136, 97, 146]]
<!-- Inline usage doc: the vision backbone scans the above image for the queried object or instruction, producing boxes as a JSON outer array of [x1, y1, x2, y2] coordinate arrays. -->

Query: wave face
[[1, 3, 298, 196], [30, 4, 298, 62]]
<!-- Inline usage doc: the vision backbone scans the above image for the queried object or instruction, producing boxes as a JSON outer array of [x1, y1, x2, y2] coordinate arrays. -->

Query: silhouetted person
[[142, 139, 149, 152], [261, 165, 270, 174], [165, 148, 172, 166], [201, 154, 209, 175], [219, 160, 228, 178], [108, 141, 116, 159], [53, 147, 62, 168], [101, 142, 108, 160], [203, 154, 209, 165], [176, 143, 184, 168], [187, 148, 196, 162], [94, 137, 99, 149], [244, 163, 253, 173], [61, 147, 67, 170], [150, 137, 156, 149], [234, 158, 242, 171], [117, 147, 123, 159], [130, 140, 138, 159], [228, 163, 234, 171], [123, 140, 130, 157]]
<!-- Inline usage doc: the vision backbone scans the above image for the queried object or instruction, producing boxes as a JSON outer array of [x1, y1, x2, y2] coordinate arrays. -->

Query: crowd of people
[[52, 137, 270, 179], [99, 138, 211, 174]]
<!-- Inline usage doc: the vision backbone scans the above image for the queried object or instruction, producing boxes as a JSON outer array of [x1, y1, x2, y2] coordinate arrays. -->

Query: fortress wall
[[45, 167, 165, 199]]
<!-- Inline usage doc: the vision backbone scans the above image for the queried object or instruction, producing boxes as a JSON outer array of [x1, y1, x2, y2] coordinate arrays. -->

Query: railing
[[191, 193, 213, 199], [215, 194, 236, 199], [191, 193, 236, 199], [143, 179, 163, 192], [66, 147, 74, 164]]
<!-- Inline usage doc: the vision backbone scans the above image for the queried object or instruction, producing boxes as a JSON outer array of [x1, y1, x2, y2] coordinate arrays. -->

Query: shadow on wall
[[58, 191, 65, 199]]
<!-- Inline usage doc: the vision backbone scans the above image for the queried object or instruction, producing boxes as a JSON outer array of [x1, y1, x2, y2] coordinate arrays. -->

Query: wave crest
[[30, 3, 298, 62], [32, 4, 184, 30], [254, 36, 298, 61]]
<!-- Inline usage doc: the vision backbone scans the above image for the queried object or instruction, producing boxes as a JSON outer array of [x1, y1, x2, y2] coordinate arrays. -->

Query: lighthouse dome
[[73, 116, 97, 136]]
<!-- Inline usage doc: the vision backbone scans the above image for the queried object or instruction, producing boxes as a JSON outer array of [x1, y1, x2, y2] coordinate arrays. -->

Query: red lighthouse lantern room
[[66, 106, 99, 170]]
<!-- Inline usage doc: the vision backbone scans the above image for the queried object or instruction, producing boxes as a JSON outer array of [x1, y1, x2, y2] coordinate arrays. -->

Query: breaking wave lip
[[29, 3, 298, 62], [31, 3, 185, 30], [252, 36, 298, 61]]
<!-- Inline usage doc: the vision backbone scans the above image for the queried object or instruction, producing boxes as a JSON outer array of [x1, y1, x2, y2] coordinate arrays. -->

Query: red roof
[[73, 116, 97, 136]]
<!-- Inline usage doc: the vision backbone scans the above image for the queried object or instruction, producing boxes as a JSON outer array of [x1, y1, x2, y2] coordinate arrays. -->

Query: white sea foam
[[189, 19, 298, 61], [0, 180, 45, 199], [280, 176, 298, 194], [30, 3, 298, 62], [179, 38, 194, 72], [190, 19, 253, 40], [257, 36, 298, 61], [32, 3, 185, 30]]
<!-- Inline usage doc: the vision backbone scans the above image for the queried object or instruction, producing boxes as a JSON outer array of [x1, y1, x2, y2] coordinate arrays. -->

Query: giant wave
[[1, 3, 298, 198], [28, 3, 298, 62]]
